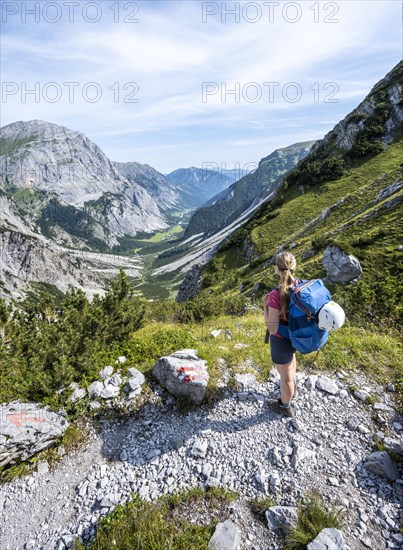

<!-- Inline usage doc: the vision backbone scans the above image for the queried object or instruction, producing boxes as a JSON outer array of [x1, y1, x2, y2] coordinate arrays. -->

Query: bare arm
[[265, 305, 280, 335]]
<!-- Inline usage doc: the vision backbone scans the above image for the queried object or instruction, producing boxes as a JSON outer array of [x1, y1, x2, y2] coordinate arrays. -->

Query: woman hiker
[[264, 251, 298, 418]]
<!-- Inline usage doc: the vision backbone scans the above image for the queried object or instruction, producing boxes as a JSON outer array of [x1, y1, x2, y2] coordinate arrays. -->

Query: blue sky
[[1, 0, 402, 172]]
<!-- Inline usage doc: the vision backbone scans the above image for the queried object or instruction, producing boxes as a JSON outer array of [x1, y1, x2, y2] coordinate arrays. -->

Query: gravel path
[[0, 370, 402, 550]]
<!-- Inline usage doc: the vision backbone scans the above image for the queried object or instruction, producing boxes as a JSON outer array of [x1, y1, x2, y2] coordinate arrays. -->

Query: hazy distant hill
[[166, 166, 249, 208]]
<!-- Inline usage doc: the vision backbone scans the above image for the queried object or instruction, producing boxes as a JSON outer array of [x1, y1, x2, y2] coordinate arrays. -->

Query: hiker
[[264, 251, 298, 418]]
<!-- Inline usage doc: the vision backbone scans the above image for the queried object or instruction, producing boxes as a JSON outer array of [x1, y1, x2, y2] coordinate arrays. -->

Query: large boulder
[[208, 519, 241, 550], [322, 245, 362, 283], [0, 401, 69, 467], [266, 506, 298, 534], [363, 451, 400, 481], [152, 349, 209, 404], [307, 528, 348, 549]]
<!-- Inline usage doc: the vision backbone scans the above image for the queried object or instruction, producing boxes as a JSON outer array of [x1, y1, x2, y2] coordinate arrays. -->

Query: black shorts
[[270, 334, 295, 364]]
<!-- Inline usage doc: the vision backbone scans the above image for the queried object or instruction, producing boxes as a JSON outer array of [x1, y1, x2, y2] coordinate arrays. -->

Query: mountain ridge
[[184, 140, 315, 239], [191, 61, 403, 311], [166, 166, 249, 209]]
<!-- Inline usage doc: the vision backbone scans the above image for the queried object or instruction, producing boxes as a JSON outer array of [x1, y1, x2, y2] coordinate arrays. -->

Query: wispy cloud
[[1, 0, 401, 171]]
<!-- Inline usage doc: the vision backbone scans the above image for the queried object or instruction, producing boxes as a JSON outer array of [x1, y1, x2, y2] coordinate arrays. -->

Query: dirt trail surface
[[0, 371, 402, 550]]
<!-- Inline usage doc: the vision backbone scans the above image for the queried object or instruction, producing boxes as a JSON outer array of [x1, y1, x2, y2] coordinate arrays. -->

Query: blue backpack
[[277, 279, 331, 354]]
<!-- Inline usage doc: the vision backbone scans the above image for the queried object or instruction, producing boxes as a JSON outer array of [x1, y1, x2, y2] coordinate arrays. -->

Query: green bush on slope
[[0, 270, 145, 406]]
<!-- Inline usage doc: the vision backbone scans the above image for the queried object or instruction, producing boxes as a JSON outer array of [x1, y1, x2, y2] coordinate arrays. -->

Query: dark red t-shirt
[[265, 279, 298, 338]]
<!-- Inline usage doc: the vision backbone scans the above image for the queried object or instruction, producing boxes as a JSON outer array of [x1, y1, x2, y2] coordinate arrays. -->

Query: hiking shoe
[[268, 398, 295, 418]]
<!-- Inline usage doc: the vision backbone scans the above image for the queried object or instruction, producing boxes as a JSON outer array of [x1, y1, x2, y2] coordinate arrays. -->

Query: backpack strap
[[293, 280, 317, 320]]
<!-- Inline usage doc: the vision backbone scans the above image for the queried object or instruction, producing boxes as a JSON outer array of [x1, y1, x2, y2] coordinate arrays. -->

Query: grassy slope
[[201, 134, 403, 301], [137, 312, 402, 404]]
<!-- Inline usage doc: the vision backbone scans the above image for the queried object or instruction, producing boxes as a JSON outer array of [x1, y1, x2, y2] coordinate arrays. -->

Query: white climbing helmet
[[318, 301, 346, 331]]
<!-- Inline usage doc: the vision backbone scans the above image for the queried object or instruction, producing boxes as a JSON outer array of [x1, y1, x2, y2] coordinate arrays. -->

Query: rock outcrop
[[322, 245, 362, 283], [0, 401, 69, 466], [152, 349, 209, 404], [176, 264, 202, 302], [311, 61, 403, 153]]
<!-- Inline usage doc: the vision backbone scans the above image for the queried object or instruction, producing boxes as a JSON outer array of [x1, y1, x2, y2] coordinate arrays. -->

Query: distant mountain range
[[0, 120, 243, 299], [0, 121, 244, 250], [2, 62, 401, 302], [165, 167, 250, 209], [151, 141, 314, 290]]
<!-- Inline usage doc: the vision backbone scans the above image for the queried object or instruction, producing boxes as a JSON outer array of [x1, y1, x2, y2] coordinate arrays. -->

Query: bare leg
[[276, 353, 296, 404]]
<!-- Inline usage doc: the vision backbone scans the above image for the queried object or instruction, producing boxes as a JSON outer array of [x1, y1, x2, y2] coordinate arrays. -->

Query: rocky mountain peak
[[312, 61, 403, 155]]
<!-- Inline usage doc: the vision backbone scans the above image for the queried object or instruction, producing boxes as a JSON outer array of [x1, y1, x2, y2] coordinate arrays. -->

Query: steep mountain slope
[[146, 142, 313, 300], [194, 61, 403, 310], [0, 120, 168, 248], [115, 161, 182, 212], [0, 188, 105, 300], [184, 141, 314, 238], [166, 167, 248, 208], [0, 181, 146, 301], [0, 121, 176, 298]]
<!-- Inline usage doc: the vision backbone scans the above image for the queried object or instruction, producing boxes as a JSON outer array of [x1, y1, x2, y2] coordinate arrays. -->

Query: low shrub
[[285, 493, 345, 550], [126, 326, 197, 371]]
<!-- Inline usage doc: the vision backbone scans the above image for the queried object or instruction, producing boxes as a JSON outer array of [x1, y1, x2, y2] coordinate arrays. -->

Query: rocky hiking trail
[[1, 368, 402, 550]]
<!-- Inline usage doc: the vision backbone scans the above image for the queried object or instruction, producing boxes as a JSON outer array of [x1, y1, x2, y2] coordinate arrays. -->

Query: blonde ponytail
[[276, 252, 297, 319]]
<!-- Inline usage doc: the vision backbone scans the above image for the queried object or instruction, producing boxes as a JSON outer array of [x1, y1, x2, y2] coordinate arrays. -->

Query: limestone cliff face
[[0, 120, 174, 298], [312, 61, 403, 154], [115, 161, 182, 212], [0, 179, 103, 300], [0, 120, 168, 240], [0, 229, 104, 301]]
